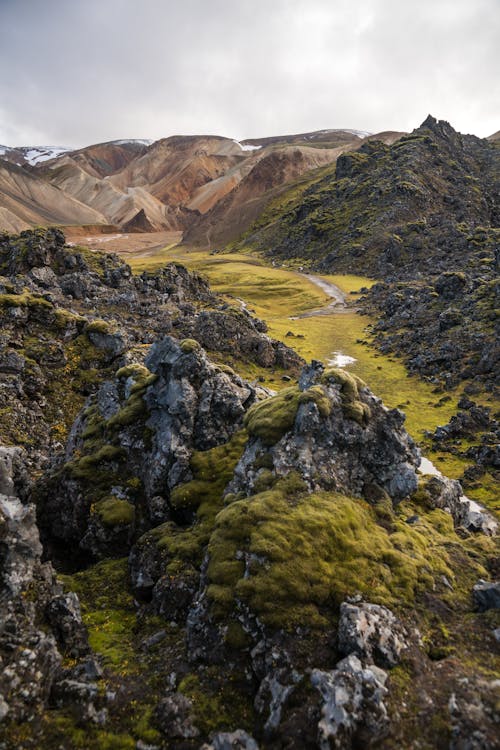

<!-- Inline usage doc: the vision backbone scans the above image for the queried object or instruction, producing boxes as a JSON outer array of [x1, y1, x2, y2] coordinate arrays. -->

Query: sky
[[0, 0, 498, 147]]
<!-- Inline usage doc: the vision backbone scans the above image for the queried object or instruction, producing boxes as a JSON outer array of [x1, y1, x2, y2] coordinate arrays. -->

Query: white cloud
[[0, 0, 498, 146]]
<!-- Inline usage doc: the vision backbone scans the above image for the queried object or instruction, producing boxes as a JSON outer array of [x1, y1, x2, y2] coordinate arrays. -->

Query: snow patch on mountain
[[112, 139, 154, 147], [233, 140, 262, 152], [22, 147, 72, 165]]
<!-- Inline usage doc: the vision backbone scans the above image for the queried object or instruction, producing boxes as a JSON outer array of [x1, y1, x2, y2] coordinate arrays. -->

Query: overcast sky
[[0, 0, 498, 147]]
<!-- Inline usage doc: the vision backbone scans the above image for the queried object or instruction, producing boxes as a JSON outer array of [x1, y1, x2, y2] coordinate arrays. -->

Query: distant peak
[[419, 115, 457, 140]]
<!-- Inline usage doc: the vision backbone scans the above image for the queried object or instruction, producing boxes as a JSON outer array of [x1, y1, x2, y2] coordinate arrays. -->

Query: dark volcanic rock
[[228, 362, 420, 504], [338, 600, 408, 668], [472, 580, 500, 611], [311, 656, 389, 749], [39, 336, 257, 558], [0, 443, 90, 724]]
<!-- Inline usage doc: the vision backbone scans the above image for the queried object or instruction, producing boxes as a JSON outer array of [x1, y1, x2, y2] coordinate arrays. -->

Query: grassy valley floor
[[110, 239, 497, 515]]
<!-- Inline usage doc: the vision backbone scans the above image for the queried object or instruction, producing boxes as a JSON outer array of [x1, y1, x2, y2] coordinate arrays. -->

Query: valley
[[0, 115, 498, 750], [109, 239, 470, 474]]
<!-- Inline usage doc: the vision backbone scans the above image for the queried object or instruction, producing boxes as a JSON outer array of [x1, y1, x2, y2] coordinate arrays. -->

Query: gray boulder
[[311, 655, 389, 749], [472, 580, 500, 611], [338, 600, 408, 668]]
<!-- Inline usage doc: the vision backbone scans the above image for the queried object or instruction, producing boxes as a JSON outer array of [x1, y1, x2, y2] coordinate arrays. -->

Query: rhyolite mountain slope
[[0, 228, 499, 749], [0, 129, 384, 235], [0, 159, 108, 232]]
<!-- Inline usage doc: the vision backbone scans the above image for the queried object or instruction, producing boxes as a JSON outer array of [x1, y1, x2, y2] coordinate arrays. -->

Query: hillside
[[0, 159, 107, 232], [239, 116, 498, 278], [0, 129, 381, 235]]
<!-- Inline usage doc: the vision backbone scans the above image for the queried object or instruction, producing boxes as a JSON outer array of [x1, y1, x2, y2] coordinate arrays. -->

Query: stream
[[298, 273, 495, 527]]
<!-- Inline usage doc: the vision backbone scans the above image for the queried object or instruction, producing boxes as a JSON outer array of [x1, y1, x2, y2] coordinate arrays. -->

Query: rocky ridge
[[0, 228, 301, 471], [0, 226, 498, 747]]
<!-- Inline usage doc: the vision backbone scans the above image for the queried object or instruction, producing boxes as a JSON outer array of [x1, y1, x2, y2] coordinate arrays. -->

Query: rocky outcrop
[[228, 361, 420, 504], [39, 336, 257, 558], [0, 228, 301, 472], [420, 474, 498, 535], [0, 444, 92, 726], [338, 599, 408, 668]]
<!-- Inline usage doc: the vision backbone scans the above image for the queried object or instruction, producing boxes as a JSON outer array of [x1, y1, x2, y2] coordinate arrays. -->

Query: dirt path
[[292, 273, 351, 318]]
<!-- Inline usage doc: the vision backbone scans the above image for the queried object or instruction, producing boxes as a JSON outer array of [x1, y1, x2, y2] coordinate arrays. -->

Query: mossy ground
[[49, 559, 165, 749], [207, 479, 491, 629], [119, 242, 495, 499]]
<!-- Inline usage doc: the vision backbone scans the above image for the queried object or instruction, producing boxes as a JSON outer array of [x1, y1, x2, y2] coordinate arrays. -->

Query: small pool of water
[[327, 352, 357, 368]]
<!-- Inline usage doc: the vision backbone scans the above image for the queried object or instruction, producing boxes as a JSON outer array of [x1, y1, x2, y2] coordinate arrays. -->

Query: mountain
[[0, 129, 389, 235], [238, 115, 498, 277], [184, 131, 406, 248], [0, 159, 108, 232], [0, 144, 72, 167]]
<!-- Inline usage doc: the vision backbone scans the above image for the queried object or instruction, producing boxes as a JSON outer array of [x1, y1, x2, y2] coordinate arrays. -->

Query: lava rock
[[338, 601, 408, 668]]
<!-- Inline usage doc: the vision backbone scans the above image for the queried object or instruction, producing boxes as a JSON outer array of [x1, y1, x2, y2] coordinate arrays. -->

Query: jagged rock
[[472, 580, 500, 611], [338, 600, 408, 667], [0, 445, 91, 724], [86, 327, 127, 358], [144, 337, 256, 497], [254, 666, 301, 734], [423, 476, 498, 536], [179, 308, 303, 372], [250, 639, 302, 734], [46, 593, 90, 657], [40, 336, 257, 557], [153, 692, 199, 738], [228, 362, 419, 504], [0, 445, 28, 500], [201, 730, 259, 750], [311, 655, 389, 749]]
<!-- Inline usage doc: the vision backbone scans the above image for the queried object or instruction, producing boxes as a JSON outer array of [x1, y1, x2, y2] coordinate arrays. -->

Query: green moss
[[224, 621, 252, 650], [95, 496, 135, 526], [67, 444, 124, 481], [54, 308, 87, 329], [244, 386, 301, 444], [180, 338, 201, 353], [322, 368, 371, 424], [177, 671, 254, 735], [61, 558, 137, 672], [299, 384, 332, 417], [86, 318, 112, 334], [131, 705, 162, 744], [207, 484, 457, 629], [115, 363, 150, 380], [0, 288, 53, 310], [146, 430, 248, 565], [106, 392, 147, 428], [252, 468, 275, 493], [170, 479, 212, 512]]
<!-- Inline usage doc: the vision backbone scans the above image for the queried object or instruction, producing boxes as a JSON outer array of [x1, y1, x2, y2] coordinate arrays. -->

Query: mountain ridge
[[0, 128, 398, 236]]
